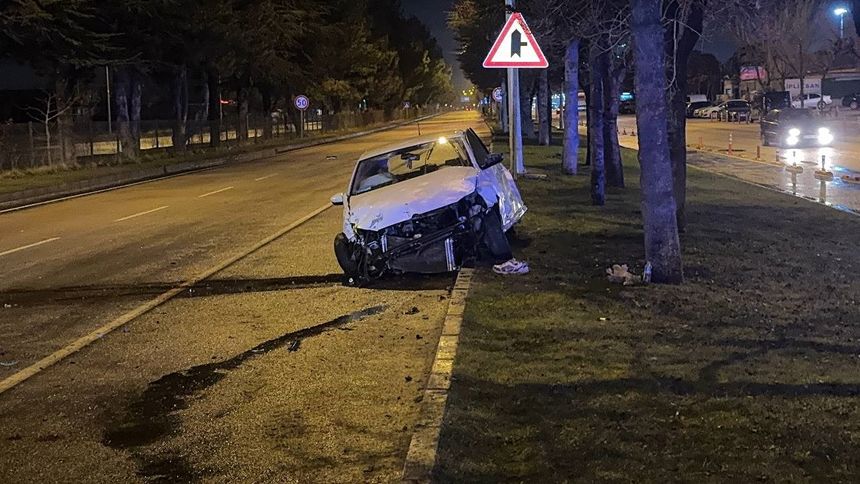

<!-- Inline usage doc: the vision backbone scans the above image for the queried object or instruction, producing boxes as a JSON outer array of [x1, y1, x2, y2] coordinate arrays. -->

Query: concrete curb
[[402, 268, 474, 483], [0, 113, 442, 213]]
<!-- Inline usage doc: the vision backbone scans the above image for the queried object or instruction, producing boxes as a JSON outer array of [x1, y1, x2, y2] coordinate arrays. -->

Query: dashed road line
[[198, 186, 234, 198], [0, 202, 333, 396], [114, 205, 169, 222], [255, 174, 278, 182], [0, 237, 61, 258]]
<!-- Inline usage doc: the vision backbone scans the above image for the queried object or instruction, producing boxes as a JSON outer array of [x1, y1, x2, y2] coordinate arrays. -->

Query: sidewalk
[[433, 140, 860, 481]]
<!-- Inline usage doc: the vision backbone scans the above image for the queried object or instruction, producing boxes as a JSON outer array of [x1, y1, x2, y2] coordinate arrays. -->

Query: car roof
[[358, 132, 465, 161]]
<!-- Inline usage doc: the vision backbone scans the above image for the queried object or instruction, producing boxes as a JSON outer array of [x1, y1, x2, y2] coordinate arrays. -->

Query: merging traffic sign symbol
[[294, 95, 310, 111], [483, 13, 548, 69], [492, 87, 504, 102]]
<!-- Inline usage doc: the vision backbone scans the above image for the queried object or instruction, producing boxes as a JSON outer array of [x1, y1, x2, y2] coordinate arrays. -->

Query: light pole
[[835, 7, 849, 39]]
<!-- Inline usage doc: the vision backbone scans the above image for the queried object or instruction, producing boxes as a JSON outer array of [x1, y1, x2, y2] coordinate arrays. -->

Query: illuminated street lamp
[[834, 6, 849, 39]]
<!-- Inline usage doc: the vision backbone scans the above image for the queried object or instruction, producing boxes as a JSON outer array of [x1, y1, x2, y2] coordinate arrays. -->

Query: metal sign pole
[[505, 0, 524, 177]]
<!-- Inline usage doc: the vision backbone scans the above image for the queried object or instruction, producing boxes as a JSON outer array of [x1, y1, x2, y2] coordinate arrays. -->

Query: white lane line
[[198, 186, 234, 198], [0, 202, 333, 396], [255, 174, 278, 182], [114, 205, 169, 222], [0, 237, 61, 258]]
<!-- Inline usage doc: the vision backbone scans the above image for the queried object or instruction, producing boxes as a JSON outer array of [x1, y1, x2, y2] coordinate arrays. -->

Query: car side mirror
[[480, 152, 504, 170], [330, 193, 344, 206]]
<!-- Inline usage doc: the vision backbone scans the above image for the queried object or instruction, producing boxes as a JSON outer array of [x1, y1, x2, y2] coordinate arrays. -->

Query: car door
[[464, 128, 527, 230]]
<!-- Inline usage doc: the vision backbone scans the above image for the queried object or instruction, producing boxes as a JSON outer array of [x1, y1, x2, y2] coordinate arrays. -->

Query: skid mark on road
[[0, 237, 61, 257], [101, 305, 387, 480]]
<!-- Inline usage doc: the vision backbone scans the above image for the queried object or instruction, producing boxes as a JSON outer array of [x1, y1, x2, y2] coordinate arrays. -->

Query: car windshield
[[350, 138, 471, 195], [780, 110, 813, 120]]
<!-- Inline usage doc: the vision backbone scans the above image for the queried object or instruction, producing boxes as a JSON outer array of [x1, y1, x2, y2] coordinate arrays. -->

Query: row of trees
[[1, 0, 454, 159], [451, 0, 859, 284]]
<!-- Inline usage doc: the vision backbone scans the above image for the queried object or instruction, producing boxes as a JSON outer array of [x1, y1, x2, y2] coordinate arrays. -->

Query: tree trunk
[[604, 65, 625, 188], [237, 76, 250, 142], [261, 88, 273, 140], [130, 69, 142, 158], [632, 0, 683, 284], [538, 69, 550, 145], [207, 67, 221, 147], [520, 75, 535, 140], [54, 77, 75, 164], [589, 43, 607, 206], [172, 65, 188, 152], [563, 38, 580, 174], [665, 1, 703, 231], [114, 67, 132, 158], [500, 79, 509, 133]]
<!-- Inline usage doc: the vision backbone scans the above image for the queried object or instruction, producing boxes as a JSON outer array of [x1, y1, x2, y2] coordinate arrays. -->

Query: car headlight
[[818, 127, 830, 135], [818, 129, 834, 145], [789, 128, 801, 137], [786, 136, 799, 146]]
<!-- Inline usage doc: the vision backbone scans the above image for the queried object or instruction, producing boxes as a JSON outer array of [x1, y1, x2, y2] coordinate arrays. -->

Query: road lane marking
[[0, 237, 61, 258], [114, 205, 169, 222], [198, 186, 234, 198], [255, 174, 278, 182], [0, 202, 334, 396]]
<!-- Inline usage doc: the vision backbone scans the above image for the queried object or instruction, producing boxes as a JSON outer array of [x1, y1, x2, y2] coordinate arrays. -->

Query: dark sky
[[401, 0, 468, 90]]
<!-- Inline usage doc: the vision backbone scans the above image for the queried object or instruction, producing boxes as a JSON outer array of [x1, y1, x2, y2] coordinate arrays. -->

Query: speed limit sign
[[294, 95, 310, 111]]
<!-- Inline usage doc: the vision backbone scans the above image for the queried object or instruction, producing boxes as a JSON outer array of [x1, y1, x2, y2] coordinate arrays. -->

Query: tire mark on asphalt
[[101, 305, 386, 480]]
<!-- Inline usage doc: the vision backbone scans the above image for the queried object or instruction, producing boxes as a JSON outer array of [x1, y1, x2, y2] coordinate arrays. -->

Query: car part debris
[[606, 264, 646, 286]]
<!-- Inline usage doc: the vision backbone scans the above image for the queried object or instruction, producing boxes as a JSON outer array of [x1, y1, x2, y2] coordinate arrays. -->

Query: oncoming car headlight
[[818, 127, 834, 145], [788, 128, 801, 137], [786, 136, 799, 146]]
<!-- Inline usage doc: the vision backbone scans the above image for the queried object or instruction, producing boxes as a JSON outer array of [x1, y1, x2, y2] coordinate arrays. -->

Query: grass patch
[[435, 140, 860, 481]]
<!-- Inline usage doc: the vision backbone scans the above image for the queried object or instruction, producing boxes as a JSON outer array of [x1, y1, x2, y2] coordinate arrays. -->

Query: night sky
[[401, 0, 467, 90], [402, 0, 736, 92]]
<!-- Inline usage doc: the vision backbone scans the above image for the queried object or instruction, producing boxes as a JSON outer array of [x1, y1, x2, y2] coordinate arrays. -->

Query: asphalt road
[[0, 111, 487, 483]]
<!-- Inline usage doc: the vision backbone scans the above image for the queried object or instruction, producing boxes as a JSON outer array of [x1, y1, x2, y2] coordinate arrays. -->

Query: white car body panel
[[340, 132, 526, 240]]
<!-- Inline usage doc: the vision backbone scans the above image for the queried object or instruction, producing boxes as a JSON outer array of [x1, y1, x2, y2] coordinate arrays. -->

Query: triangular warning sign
[[483, 13, 548, 69]]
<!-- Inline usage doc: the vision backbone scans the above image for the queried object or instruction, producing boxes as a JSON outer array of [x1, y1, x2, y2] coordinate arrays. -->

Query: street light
[[835, 6, 849, 39]]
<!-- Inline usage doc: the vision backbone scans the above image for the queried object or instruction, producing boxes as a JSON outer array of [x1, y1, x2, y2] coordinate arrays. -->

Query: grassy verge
[[435, 139, 860, 481]]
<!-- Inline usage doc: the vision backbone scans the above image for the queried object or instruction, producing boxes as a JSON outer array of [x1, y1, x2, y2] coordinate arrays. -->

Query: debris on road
[[493, 258, 530, 275], [288, 340, 301, 352], [0, 361, 19, 367], [405, 306, 420, 315]]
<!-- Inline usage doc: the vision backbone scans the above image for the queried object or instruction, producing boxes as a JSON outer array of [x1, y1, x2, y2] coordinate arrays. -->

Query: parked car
[[695, 104, 722, 118], [686, 101, 711, 118], [712, 99, 752, 119], [841, 93, 860, 110], [619, 99, 636, 114], [331, 129, 526, 285], [760, 108, 835, 147], [791, 93, 832, 110]]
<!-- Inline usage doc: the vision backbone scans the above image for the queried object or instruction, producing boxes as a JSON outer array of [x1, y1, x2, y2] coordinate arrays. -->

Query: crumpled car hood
[[347, 166, 482, 231]]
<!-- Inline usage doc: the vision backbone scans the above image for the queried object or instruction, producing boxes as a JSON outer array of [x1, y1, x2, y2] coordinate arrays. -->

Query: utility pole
[[105, 66, 112, 133], [505, 0, 524, 176]]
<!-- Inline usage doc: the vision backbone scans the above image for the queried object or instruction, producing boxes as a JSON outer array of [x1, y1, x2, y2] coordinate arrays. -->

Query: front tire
[[334, 233, 358, 277]]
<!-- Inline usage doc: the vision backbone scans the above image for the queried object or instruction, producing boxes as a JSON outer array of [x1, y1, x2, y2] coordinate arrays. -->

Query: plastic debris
[[606, 264, 646, 286], [2, 304, 11, 309], [0, 361, 19, 367]]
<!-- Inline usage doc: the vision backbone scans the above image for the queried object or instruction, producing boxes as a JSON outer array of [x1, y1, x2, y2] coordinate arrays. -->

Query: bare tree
[[27, 92, 76, 167]]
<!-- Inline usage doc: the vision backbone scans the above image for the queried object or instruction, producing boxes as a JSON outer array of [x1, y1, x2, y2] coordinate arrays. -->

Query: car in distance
[[760, 109, 834, 147], [842, 93, 860, 110], [619, 99, 636, 114], [712, 99, 751, 119], [695, 104, 721, 118], [791, 93, 833, 110], [330, 129, 526, 285], [686, 101, 711, 118]]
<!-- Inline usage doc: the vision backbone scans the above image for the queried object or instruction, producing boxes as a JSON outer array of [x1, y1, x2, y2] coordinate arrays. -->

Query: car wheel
[[851, 101, 859, 110], [334, 233, 359, 277]]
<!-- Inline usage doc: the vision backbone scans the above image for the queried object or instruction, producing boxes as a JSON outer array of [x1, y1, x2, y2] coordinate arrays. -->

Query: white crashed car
[[330, 128, 527, 284]]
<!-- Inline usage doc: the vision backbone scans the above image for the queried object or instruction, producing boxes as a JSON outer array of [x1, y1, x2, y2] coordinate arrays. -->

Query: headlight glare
[[789, 128, 801, 137], [786, 136, 799, 146], [818, 127, 830, 135]]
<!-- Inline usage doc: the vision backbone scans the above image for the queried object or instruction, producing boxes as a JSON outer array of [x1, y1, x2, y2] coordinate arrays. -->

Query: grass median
[[435, 139, 860, 481]]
